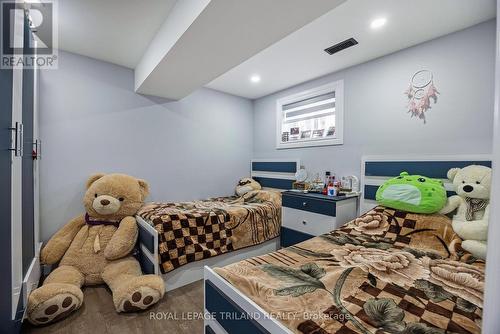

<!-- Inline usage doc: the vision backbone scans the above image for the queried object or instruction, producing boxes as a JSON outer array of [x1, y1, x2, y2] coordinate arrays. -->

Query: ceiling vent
[[324, 38, 358, 55]]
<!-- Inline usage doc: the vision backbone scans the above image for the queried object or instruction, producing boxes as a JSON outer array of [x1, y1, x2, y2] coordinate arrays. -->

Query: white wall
[[483, 5, 500, 332], [253, 20, 496, 178], [39, 51, 253, 241]]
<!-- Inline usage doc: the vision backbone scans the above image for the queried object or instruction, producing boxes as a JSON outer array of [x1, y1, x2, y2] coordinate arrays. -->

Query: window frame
[[275, 80, 344, 149]]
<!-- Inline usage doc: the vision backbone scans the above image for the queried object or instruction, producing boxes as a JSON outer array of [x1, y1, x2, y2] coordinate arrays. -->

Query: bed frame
[[360, 154, 492, 213], [135, 159, 299, 291], [203, 154, 492, 334]]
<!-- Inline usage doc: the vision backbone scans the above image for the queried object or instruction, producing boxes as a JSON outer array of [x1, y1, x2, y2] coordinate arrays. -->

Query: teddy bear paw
[[28, 286, 82, 325], [118, 286, 162, 312]]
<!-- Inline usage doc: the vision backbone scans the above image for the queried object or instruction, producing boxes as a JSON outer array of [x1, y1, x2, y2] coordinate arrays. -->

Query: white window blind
[[282, 92, 335, 124]]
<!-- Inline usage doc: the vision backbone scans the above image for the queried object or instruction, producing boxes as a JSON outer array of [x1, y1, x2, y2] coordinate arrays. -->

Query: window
[[276, 80, 344, 149]]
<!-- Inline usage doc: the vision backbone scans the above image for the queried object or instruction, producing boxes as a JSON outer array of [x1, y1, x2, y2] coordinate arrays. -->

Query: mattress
[[137, 190, 281, 274], [215, 207, 484, 334]]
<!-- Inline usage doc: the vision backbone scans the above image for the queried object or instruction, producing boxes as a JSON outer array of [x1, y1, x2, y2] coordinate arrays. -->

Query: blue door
[[0, 41, 15, 333]]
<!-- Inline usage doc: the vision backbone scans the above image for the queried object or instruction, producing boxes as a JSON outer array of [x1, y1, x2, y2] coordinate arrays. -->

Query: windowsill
[[276, 138, 343, 149]]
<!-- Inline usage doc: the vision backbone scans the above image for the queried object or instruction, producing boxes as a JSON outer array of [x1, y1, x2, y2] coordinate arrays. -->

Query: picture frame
[[301, 130, 312, 139], [312, 129, 324, 138]]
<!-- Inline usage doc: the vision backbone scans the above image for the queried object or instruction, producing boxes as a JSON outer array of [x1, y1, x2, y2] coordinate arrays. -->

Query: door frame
[[10, 5, 24, 320], [482, 1, 500, 331]]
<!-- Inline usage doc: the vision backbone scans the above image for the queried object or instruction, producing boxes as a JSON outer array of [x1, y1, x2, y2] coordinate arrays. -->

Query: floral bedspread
[[137, 190, 281, 274], [214, 207, 484, 334]]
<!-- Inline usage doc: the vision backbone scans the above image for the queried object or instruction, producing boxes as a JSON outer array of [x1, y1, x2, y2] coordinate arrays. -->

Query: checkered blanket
[[137, 190, 281, 274], [215, 207, 484, 334]]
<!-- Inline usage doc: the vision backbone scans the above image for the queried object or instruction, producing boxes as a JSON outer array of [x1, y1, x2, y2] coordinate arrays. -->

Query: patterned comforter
[[137, 190, 281, 274], [215, 207, 484, 334]]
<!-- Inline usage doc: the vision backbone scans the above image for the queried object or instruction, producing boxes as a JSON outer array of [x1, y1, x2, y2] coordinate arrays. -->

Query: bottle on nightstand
[[322, 171, 331, 195], [327, 177, 337, 197]]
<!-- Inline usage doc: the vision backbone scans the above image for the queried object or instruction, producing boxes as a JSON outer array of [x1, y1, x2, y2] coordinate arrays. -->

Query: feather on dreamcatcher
[[405, 70, 439, 124]]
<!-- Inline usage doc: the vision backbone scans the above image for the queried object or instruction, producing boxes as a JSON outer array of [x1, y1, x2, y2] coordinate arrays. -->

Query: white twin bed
[[203, 155, 491, 334], [135, 159, 299, 291]]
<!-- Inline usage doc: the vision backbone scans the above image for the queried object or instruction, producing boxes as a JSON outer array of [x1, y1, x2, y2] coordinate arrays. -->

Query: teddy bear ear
[[137, 179, 150, 200], [86, 173, 106, 189], [447, 168, 460, 181]]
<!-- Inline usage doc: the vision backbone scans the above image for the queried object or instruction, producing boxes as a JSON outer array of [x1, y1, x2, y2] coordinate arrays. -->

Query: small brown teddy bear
[[27, 173, 165, 325], [235, 177, 261, 196]]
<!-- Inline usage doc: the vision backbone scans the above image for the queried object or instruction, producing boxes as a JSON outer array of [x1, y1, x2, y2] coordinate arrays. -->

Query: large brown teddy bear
[[27, 173, 165, 325]]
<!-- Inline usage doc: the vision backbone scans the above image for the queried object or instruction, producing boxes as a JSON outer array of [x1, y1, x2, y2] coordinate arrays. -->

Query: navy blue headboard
[[251, 159, 300, 190], [361, 155, 492, 213]]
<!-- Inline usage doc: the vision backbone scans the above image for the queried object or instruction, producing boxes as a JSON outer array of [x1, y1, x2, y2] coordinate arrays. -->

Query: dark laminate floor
[[22, 280, 204, 334]]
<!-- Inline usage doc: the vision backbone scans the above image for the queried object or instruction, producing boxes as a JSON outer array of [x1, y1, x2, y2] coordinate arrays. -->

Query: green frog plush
[[376, 172, 447, 214]]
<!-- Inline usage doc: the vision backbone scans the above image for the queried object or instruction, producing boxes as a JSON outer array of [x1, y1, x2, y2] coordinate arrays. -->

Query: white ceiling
[[134, 0, 346, 100], [58, 0, 177, 68], [206, 0, 496, 99]]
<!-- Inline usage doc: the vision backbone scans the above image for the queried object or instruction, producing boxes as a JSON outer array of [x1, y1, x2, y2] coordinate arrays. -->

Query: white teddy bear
[[235, 177, 262, 196], [439, 165, 491, 259]]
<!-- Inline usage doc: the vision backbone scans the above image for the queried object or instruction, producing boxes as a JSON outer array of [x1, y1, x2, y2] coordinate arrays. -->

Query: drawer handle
[[302, 221, 307, 225], [302, 202, 308, 207]]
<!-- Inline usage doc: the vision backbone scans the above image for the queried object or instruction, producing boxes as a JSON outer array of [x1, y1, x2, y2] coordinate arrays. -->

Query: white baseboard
[[22, 242, 43, 319]]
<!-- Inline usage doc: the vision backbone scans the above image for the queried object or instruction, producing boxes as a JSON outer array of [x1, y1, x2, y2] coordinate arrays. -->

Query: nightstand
[[281, 191, 359, 248]]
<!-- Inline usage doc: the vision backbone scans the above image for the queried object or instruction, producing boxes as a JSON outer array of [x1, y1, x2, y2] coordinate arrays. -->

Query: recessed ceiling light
[[370, 17, 387, 29], [250, 74, 261, 83]]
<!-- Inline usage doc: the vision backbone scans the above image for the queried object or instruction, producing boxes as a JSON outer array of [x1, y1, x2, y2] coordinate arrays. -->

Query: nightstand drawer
[[282, 207, 336, 236], [282, 193, 336, 216]]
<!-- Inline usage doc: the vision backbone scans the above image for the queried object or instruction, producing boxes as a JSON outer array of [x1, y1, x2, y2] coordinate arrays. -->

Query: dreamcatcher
[[405, 70, 439, 123]]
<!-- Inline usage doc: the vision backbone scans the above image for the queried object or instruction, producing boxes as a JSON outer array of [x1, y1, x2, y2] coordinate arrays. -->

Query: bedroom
[[0, 0, 499, 333]]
